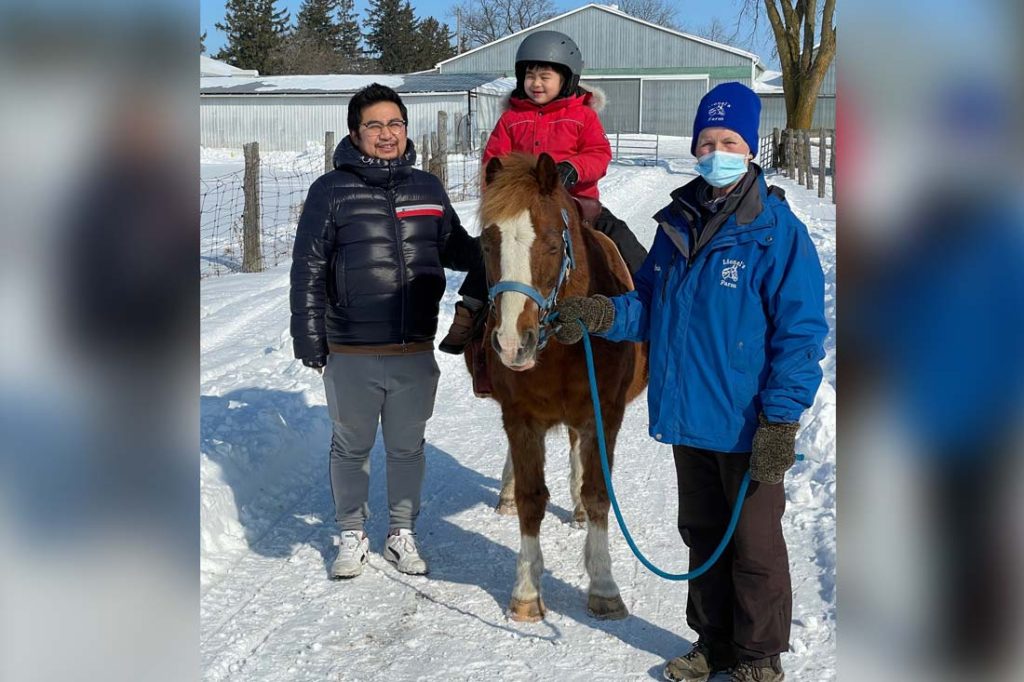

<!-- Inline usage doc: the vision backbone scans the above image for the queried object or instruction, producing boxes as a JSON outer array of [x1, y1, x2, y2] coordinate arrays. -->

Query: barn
[[200, 3, 836, 152], [438, 3, 772, 136], [200, 73, 515, 152]]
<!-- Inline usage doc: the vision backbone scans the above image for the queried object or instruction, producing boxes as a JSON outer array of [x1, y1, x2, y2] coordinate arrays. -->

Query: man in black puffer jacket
[[290, 84, 482, 580]]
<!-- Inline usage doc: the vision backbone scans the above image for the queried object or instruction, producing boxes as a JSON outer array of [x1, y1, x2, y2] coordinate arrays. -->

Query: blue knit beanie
[[691, 82, 761, 157]]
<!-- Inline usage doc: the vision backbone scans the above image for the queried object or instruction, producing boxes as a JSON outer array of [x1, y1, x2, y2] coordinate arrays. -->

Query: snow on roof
[[436, 3, 760, 69], [200, 73, 513, 96], [753, 69, 784, 94], [475, 76, 517, 95], [201, 74, 403, 95], [200, 55, 259, 78]]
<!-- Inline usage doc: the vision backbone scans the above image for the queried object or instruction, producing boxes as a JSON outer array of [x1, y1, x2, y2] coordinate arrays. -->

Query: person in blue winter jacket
[[554, 82, 828, 682]]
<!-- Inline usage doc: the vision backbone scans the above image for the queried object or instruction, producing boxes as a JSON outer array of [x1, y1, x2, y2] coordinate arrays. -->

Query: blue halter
[[487, 208, 576, 350]]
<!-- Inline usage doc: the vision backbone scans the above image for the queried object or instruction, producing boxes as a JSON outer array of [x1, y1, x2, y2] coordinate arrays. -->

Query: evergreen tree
[[364, 0, 419, 73], [215, 0, 290, 74], [336, 0, 364, 71], [295, 0, 342, 51], [200, 30, 207, 54], [275, 0, 365, 74], [413, 18, 455, 71]]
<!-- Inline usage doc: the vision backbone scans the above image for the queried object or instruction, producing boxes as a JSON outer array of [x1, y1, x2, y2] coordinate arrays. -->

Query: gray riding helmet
[[514, 30, 584, 96]]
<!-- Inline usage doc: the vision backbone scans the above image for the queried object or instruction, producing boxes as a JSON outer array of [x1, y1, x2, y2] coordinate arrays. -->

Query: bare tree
[[449, 0, 557, 49], [273, 27, 350, 74], [615, 0, 680, 30], [688, 17, 729, 43], [739, 0, 836, 129]]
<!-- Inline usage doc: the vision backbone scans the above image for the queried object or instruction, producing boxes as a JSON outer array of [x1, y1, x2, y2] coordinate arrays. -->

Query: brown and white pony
[[471, 152, 648, 621]]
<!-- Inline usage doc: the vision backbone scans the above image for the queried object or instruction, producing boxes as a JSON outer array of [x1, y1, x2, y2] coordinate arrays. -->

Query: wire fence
[[200, 146, 483, 279], [200, 163, 321, 278], [759, 127, 836, 203]]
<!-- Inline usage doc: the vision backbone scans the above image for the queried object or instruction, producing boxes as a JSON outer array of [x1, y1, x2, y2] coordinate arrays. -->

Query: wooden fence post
[[794, 130, 802, 186], [241, 142, 263, 273], [324, 131, 335, 174], [804, 130, 814, 191], [772, 127, 780, 169], [480, 130, 488, 152], [421, 134, 431, 172], [431, 111, 449, 188], [787, 130, 796, 179]]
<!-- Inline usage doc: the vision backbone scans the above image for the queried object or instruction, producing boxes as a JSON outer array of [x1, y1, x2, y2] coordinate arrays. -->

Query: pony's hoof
[[495, 499, 517, 515], [508, 597, 545, 622], [587, 594, 629, 620]]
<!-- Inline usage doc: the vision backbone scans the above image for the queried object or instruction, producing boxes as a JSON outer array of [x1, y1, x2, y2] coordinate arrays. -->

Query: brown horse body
[[470, 153, 647, 621]]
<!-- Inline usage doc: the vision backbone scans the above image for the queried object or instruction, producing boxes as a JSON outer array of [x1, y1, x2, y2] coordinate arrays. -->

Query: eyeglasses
[[361, 119, 407, 136]]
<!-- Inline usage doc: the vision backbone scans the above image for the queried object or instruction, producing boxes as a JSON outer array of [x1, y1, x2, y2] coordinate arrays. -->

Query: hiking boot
[[664, 640, 734, 682], [330, 530, 369, 579], [384, 529, 428, 575], [466, 336, 493, 397], [730, 657, 784, 681], [439, 302, 484, 354]]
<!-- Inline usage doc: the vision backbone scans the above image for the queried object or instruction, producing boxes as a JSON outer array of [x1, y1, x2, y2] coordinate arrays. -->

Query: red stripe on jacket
[[396, 208, 444, 219]]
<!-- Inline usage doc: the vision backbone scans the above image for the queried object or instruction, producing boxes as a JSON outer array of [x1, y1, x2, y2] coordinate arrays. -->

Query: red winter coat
[[482, 86, 612, 201]]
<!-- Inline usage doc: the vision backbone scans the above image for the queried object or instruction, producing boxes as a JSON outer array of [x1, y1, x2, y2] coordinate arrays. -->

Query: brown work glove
[[554, 295, 615, 344], [750, 414, 799, 484]]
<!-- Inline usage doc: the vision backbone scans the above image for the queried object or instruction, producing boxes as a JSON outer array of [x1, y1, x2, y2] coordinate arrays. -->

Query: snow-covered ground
[[200, 137, 836, 681]]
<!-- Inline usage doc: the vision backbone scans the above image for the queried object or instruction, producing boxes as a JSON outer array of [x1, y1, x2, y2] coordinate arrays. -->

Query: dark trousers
[[456, 205, 649, 303], [673, 445, 792, 662], [592, 205, 648, 275]]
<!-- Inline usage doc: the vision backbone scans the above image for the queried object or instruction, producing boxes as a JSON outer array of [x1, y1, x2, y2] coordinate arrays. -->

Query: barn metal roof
[[200, 72, 511, 96]]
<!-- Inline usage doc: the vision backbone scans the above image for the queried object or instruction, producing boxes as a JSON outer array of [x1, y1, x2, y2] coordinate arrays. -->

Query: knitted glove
[[556, 161, 579, 189], [750, 414, 798, 484], [554, 295, 614, 344], [303, 356, 327, 374]]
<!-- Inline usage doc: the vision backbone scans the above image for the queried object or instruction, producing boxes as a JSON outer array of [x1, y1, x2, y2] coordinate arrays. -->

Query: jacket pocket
[[728, 336, 764, 394]]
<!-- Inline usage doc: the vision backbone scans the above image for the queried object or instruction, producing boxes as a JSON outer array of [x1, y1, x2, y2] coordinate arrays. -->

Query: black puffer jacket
[[290, 137, 481, 360]]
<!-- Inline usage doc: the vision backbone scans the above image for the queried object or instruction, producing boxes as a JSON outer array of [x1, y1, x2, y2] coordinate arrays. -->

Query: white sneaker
[[384, 529, 428, 575], [331, 530, 369, 579]]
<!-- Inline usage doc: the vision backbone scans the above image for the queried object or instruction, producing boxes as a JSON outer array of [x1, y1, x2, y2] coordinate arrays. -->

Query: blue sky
[[201, 1, 778, 67]]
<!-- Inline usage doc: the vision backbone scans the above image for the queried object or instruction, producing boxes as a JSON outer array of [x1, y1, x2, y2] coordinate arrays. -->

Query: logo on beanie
[[707, 101, 731, 121]]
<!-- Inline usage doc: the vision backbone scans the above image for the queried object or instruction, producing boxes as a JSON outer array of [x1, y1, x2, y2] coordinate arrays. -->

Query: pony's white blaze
[[495, 210, 535, 365]]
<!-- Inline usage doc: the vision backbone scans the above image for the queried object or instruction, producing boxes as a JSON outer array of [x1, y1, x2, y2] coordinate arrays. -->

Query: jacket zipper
[[385, 166, 407, 345]]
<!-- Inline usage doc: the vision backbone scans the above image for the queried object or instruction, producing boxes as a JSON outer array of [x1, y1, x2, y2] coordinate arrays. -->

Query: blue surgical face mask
[[694, 151, 749, 188]]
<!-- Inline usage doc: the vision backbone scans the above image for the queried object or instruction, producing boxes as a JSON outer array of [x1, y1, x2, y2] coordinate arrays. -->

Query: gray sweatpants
[[322, 351, 440, 532]]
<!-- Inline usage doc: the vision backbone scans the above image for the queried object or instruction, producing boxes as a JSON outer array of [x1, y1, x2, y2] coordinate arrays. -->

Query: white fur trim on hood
[[499, 83, 607, 114]]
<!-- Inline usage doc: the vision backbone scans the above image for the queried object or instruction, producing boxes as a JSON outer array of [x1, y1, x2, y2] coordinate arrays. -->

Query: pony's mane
[[480, 153, 544, 225]]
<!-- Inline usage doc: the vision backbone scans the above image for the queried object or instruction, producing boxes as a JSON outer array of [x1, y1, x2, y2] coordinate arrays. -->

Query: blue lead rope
[[578, 321, 802, 581]]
